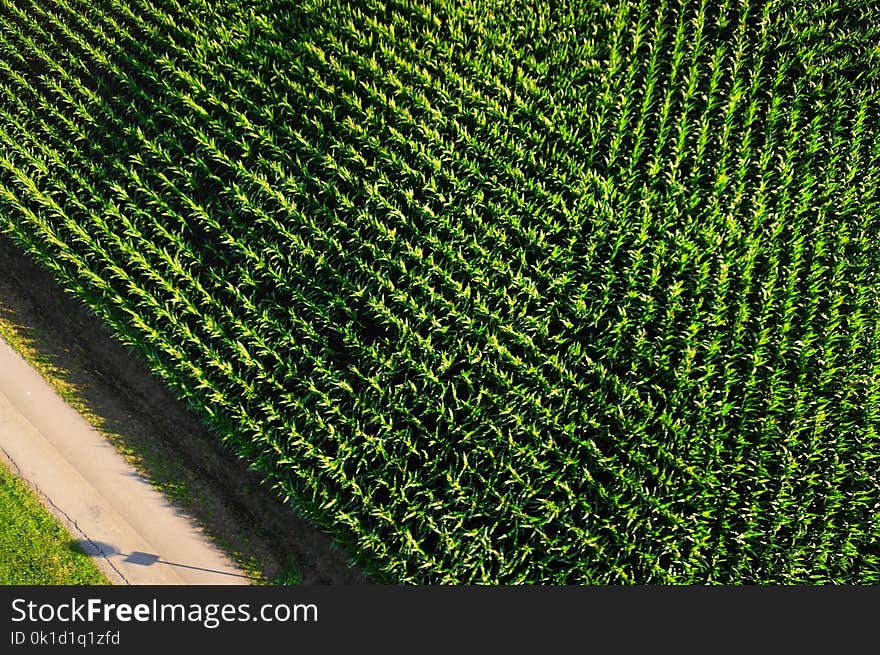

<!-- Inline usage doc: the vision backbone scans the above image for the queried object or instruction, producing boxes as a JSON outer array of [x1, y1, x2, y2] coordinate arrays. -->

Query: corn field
[[0, 0, 878, 583]]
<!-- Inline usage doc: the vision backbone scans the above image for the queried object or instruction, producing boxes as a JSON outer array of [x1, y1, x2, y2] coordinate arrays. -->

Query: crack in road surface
[[0, 444, 131, 584]]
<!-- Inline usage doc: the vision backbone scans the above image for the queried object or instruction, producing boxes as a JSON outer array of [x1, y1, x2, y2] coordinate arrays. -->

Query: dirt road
[[0, 337, 249, 584]]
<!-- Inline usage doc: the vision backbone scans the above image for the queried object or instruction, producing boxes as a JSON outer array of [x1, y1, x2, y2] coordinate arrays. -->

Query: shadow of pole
[[71, 540, 250, 580]]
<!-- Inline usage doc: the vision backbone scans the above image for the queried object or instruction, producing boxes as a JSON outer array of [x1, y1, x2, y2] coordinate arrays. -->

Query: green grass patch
[[0, 460, 106, 584]]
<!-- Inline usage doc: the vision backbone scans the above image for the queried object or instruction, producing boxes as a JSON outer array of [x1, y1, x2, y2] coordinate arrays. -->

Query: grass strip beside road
[[0, 458, 107, 585]]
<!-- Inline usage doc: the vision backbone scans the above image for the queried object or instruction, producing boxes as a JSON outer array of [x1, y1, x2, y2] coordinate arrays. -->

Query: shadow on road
[[70, 540, 252, 580]]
